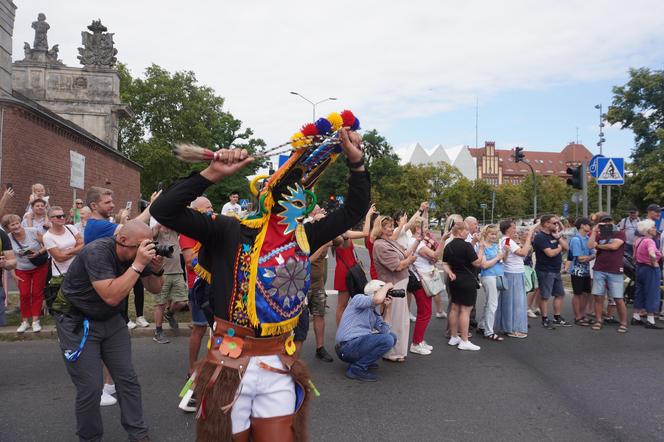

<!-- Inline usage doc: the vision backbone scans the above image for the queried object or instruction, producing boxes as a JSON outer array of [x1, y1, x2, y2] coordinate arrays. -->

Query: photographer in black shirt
[[52, 220, 164, 442]]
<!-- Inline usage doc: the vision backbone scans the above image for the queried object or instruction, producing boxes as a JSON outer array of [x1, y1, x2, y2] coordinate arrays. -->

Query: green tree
[[495, 183, 527, 220], [606, 67, 664, 204], [118, 63, 265, 207]]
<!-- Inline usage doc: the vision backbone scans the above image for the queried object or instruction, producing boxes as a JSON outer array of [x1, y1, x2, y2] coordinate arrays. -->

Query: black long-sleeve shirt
[[150, 170, 370, 328]]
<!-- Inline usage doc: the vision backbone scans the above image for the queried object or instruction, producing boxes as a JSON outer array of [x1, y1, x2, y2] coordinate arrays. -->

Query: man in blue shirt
[[85, 186, 155, 244], [335, 280, 397, 382], [532, 214, 570, 329], [569, 218, 594, 325]]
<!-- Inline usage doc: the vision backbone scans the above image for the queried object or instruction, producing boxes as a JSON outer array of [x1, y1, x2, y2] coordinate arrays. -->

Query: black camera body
[[152, 242, 174, 258], [387, 288, 406, 298]]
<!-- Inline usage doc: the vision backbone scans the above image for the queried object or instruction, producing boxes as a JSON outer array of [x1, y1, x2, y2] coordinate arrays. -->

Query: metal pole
[[607, 185, 611, 216], [482, 206, 486, 225], [582, 163, 588, 217], [525, 161, 537, 220], [596, 103, 604, 212], [491, 191, 496, 224]]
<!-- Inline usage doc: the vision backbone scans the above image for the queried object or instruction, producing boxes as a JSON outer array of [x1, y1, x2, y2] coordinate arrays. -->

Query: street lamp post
[[595, 104, 606, 212], [290, 92, 337, 122]]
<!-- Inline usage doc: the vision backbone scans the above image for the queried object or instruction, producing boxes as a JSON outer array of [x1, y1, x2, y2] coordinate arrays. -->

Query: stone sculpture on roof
[[20, 13, 63, 65], [77, 19, 118, 68]]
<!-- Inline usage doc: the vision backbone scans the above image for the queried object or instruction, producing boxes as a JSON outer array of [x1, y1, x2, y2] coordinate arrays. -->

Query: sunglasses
[[50, 214, 66, 219], [76, 202, 84, 206]]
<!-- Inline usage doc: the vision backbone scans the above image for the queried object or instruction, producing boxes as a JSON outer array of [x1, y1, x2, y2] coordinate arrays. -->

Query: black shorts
[[571, 274, 591, 295]]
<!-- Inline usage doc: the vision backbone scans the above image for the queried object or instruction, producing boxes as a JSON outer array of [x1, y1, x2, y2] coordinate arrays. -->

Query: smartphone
[[157, 181, 164, 191], [505, 237, 511, 247], [5, 183, 12, 191]]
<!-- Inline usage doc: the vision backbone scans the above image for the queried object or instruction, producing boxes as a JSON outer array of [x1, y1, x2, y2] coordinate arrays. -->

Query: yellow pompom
[[290, 132, 306, 148], [327, 112, 343, 131]]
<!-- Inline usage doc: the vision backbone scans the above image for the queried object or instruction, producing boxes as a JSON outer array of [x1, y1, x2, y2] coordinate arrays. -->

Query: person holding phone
[[496, 220, 535, 338], [533, 214, 571, 329]]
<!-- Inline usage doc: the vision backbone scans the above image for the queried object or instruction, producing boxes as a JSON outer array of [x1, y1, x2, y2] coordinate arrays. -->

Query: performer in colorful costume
[[150, 110, 369, 441]]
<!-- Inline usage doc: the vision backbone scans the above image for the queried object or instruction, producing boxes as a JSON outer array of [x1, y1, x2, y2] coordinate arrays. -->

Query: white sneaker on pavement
[[435, 311, 447, 319], [136, 316, 150, 327], [447, 336, 461, 346], [103, 383, 116, 396], [409, 313, 417, 322], [127, 320, 137, 330], [17, 321, 29, 333], [527, 309, 537, 318], [421, 341, 433, 351], [100, 390, 117, 406], [409, 342, 432, 355], [458, 340, 481, 351], [31, 321, 41, 333]]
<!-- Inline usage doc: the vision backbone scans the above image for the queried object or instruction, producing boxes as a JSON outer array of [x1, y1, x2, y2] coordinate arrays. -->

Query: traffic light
[[566, 166, 582, 189], [514, 147, 525, 163]]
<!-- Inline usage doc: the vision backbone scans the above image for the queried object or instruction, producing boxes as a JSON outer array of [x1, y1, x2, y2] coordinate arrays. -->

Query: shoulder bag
[[12, 232, 48, 267], [337, 245, 368, 297], [379, 238, 422, 292]]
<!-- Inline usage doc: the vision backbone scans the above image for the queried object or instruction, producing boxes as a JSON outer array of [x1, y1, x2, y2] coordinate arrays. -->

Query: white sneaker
[[458, 340, 481, 351], [410, 342, 432, 355], [409, 313, 417, 322], [527, 309, 537, 318], [448, 336, 461, 346], [32, 321, 41, 333], [17, 321, 30, 333], [421, 340, 433, 351], [435, 311, 447, 319], [136, 316, 150, 327], [100, 390, 117, 406], [103, 383, 116, 396], [127, 320, 137, 330]]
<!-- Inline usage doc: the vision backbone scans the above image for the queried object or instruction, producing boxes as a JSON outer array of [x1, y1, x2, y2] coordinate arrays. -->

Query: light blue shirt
[[569, 234, 592, 276], [335, 295, 390, 344], [480, 243, 504, 277]]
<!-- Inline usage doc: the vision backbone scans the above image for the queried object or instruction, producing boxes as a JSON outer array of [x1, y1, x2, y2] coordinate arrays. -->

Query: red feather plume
[[340, 110, 356, 127], [300, 123, 318, 137]]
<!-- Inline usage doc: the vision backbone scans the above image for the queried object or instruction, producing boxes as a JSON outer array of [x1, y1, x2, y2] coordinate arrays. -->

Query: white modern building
[[405, 143, 477, 180]]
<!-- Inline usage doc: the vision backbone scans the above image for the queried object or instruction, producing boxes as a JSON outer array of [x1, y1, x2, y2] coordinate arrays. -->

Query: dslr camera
[[387, 288, 406, 298], [151, 241, 174, 258]]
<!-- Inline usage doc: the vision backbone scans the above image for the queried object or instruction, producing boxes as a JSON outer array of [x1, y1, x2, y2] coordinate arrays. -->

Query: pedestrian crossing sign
[[596, 157, 624, 185]]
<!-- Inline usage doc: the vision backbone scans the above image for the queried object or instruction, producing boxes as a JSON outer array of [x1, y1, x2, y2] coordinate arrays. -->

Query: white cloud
[[11, 0, 664, 151]]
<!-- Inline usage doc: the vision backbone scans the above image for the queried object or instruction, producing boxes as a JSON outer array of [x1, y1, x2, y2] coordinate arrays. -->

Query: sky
[[11, 1, 664, 164]]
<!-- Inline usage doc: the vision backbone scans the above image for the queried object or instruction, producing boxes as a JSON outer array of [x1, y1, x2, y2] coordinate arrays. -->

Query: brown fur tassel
[[194, 362, 241, 442], [290, 359, 312, 442]]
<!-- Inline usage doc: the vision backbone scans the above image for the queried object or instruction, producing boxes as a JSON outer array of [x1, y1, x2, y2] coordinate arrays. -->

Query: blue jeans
[[495, 272, 528, 334], [188, 288, 207, 327], [0, 287, 5, 326], [336, 333, 397, 372]]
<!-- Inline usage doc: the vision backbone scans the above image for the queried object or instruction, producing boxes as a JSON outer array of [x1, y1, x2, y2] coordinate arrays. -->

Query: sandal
[[591, 322, 602, 331], [485, 333, 504, 341], [382, 357, 406, 363], [617, 325, 628, 333], [507, 332, 528, 339], [574, 318, 591, 327]]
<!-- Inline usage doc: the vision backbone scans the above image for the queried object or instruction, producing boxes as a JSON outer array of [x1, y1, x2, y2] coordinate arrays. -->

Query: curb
[[0, 324, 192, 342]]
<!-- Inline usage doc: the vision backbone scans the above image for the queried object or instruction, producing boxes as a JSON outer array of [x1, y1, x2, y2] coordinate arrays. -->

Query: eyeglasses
[[75, 202, 84, 206], [50, 214, 66, 219]]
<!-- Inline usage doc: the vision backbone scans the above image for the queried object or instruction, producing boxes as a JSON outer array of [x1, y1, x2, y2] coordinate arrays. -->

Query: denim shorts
[[188, 288, 208, 326], [592, 271, 624, 298], [536, 271, 565, 299]]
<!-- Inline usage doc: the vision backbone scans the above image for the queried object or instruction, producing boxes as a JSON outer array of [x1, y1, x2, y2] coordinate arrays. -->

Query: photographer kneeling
[[335, 280, 398, 382], [51, 220, 164, 442]]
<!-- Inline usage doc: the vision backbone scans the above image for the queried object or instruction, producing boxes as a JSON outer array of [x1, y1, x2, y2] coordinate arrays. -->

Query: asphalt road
[[3, 248, 664, 441]]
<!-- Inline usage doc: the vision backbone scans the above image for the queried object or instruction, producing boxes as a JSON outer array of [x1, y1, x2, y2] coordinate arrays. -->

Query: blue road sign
[[596, 157, 624, 185], [239, 199, 249, 209], [588, 154, 604, 178], [336, 195, 345, 205], [563, 202, 569, 218], [429, 201, 437, 209]]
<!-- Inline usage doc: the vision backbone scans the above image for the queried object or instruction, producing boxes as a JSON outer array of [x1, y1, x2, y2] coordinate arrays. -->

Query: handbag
[[11, 232, 48, 267], [495, 274, 509, 292], [419, 268, 444, 297], [378, 238, 421, 292], [337, 246, 368, 297]]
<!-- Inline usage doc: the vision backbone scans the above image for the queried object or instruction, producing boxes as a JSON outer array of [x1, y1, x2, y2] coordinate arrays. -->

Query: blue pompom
[[351, 117, 360, 131], [315, 118, 332, 135]]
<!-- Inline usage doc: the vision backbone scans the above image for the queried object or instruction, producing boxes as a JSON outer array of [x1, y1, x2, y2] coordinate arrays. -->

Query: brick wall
[[0, 103, 141, 218]]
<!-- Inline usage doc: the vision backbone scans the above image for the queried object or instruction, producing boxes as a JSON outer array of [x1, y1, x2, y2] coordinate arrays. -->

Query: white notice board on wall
[[70, 151, 86, 189]]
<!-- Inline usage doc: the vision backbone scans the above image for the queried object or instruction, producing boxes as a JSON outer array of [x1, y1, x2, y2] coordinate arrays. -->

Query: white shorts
[[231, 355, 295, 434]]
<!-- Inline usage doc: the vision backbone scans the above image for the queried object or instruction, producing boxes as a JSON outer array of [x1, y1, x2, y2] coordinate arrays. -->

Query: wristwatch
[[152, 267, 165, 277]]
